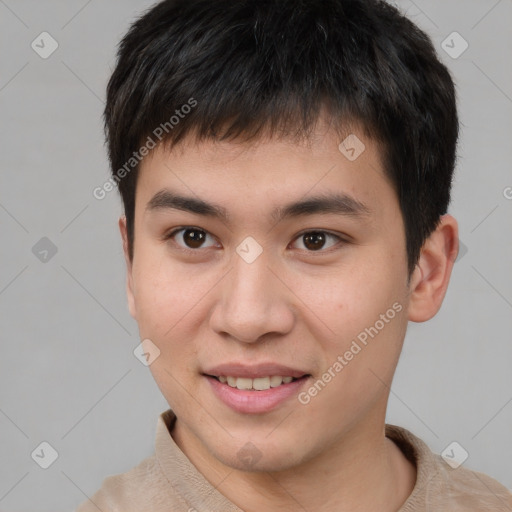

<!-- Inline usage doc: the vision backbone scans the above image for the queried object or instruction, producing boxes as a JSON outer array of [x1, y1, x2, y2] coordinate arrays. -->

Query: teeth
[[236, 377, 253, 390], [270, 376, 283, 387], [217, 375, 298, 391], [253, 377, 270, 390]]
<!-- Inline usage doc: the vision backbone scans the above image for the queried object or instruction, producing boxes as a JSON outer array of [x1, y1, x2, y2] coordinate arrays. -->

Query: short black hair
[[104, 0, 459, 275]]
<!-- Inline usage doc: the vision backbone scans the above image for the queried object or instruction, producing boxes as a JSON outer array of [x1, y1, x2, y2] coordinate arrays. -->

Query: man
[[78, 0, 512, 510]]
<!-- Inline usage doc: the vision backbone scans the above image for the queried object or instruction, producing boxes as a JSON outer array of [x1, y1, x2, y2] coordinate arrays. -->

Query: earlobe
[[119, 215, 137, 319], [407, 214, 459, 322]]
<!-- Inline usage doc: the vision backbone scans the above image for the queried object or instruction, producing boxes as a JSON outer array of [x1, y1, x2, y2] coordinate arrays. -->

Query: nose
[[209, 248, 295, 344]]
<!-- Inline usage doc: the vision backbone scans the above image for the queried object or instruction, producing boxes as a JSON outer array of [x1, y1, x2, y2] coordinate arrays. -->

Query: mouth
[[202, 365, 312, 414], [205, 374, 309, 391]]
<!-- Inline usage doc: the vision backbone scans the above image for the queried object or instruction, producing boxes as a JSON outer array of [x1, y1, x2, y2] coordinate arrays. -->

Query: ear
[[407, 214, 459, 322], [119, 215, 137, 319]]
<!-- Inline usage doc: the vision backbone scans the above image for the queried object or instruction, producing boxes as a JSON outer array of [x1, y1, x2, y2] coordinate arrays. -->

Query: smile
[[204, 372, 311, 414], [211, 375, 299, 391]]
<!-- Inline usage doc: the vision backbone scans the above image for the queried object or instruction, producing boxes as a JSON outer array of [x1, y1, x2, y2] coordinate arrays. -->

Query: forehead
[[135, 123, 395, 224], [139, 121, 386, 181]]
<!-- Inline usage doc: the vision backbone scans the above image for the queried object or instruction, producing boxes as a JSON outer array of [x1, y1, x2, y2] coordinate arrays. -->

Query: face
[[122, 124, 414, 472]]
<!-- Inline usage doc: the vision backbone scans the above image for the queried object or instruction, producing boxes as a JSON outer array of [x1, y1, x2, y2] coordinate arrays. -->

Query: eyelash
[[163, 226, 347, 255]]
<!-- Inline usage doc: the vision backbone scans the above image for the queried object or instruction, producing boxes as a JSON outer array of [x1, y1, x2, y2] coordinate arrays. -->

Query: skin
[[120, 120, 458, 512]]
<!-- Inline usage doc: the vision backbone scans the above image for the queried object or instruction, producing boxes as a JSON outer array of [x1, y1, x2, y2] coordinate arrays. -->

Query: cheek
[[297, 259, 402, 339], [131, 250, 229, 360], [297, 298, 407, 436], [131, 256, 207, 405], [293, 254, 408, 396], [131, 253, 200, 338]]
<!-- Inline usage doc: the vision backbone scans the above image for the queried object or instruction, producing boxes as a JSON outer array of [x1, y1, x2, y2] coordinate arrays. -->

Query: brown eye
[[292, 231, 342, 252], [166, 227, 218, 251], [182, 228, 206, 248], [302, 232, 326, 251]]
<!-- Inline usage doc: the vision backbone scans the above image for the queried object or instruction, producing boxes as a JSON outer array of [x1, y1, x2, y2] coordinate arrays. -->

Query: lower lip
[[205, 375, 310, 414]]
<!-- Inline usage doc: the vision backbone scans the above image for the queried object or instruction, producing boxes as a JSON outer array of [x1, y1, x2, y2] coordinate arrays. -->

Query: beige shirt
[[76, 409, 512, 512]]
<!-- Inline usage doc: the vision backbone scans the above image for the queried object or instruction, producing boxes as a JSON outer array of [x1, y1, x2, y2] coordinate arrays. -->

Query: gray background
[[0, 0, 511, 510]]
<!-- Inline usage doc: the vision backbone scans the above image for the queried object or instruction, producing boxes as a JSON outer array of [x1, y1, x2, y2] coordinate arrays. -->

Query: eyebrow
[[145, 189, 372, 224]]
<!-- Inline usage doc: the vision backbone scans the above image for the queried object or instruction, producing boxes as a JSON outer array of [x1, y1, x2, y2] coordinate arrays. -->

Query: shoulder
[[74, 453, 189, 512], [386, 424, 512, 511], [426, 456, 512, 511]]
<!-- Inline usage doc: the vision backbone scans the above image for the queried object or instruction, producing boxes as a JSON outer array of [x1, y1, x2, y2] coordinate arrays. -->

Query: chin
[[204, 431, 311, 473], [221, 447, 303, 473]]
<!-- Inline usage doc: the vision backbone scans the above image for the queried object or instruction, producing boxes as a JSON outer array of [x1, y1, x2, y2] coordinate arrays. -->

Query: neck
[[172, 415, 416, 512]]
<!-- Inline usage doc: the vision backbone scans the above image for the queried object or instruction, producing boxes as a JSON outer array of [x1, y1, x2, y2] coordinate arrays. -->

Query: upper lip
[[203, 363, 310, 379]]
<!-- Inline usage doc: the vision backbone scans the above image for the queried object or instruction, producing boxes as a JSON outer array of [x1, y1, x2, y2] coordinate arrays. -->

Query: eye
[[290, 230, 343, 252], [165, 226, 219, 251], [164, 227, 346, 255]]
